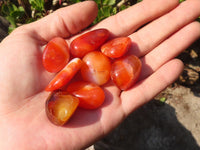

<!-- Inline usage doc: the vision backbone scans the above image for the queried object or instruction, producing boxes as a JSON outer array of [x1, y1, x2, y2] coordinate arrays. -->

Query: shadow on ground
[[94, 100, 200, 150]]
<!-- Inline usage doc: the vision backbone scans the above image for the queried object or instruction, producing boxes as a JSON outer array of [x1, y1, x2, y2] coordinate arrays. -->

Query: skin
[[0, 0, 199, 149]]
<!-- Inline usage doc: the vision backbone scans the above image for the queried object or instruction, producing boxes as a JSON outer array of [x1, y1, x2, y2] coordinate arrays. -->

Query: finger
[[121, 59, 184, 116], [129, 0, 200, 57], [93, 0, 179, 36], [17, 1, 98, 42], [140, 21, 200, 80]]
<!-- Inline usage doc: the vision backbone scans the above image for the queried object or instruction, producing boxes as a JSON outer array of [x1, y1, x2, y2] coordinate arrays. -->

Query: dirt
[[1, 17, 200, 150]]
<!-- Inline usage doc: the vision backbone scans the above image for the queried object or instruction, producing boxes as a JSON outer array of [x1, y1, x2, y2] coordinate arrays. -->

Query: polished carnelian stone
[[110, 55, 142, 90], [70, 29, 109, 58], [45, 58, 83, 91], [43, 37, 70, 73], [66, 81, 105, 109], [101, 37, 131, 58], [81, 51, 111, 85], [46, 92, 79, 126]]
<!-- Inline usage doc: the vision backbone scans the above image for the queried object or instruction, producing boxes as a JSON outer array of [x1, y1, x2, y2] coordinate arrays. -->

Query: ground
[[0, 16, 200, 150]]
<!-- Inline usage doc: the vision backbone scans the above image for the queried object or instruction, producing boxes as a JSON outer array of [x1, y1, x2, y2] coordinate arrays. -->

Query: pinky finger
[[120, 59, 184, 116]]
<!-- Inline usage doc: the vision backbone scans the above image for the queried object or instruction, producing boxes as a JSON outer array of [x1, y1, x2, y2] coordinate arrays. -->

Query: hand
[[0, 0, 199, 149]]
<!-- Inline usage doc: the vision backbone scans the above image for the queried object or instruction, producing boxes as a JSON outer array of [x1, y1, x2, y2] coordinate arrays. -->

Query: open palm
[[0, 0, 199, 149]]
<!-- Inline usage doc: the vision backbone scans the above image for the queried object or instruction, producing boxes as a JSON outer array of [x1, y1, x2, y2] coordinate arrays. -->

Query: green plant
[[0, 1, 25, 32], [63, 0, 130, 25], [29, 0, 44, 10], [93, 0, 129, 24], [0, 0, 45, 33], [0, 0, 134, 33], [3, 0, 197, 34], [159, 97, 167, 103]]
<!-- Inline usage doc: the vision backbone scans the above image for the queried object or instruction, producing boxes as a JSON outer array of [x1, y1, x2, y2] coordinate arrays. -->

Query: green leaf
[[102, 6, 112, 17], [7, 3, 17, 13], [29, 0, 44, 12], [94, 0, 102, 5], [10, 10, 24, 19], [34, 12, 43, 18], [6, 16, 16, 27], [103, 0, 116, 6], [70, 0, 81, 3], [160, 97, 167, 103], [8, 26, 16, 34], [18, 6, 25, 12], [1, 4, 10, 16], [112, 7, 117, 14], [118, 4, 128, 11], [1, 3, 19, 16], [26, 18, 36, 23], [11, 3, 18, 11]]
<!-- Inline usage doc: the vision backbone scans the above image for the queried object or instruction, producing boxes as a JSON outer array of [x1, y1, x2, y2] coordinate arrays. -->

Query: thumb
[[23, 1, 98, 42]]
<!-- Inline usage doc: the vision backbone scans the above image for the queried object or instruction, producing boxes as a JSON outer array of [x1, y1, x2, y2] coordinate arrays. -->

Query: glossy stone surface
[[66, 81, 105, 109], [46, 92, 79, 126], [70, 29, 109, 58], [81, 51, 111, 85], [110, 55, 142, 90]]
